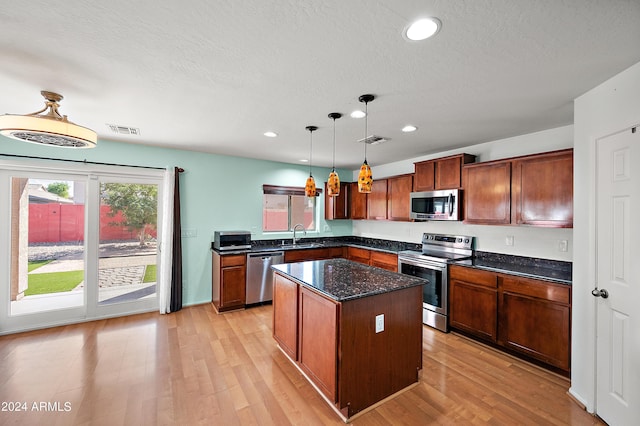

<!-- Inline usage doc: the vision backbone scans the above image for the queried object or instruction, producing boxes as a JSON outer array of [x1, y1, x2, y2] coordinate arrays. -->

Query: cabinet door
[[435, 156, 462, 189], [273, 274, 299, 360], [413, 160, 435, 192], [284, 247, 345, 263], [299, 287, 338, 402], [349, 182, 367, 220], [220, 265, 246, 309], [370, 251, 398, 272], [449, 266, 498, 342], [500, 276, 571, 371], [325, 182, 350, 220], [347, 247, 370, 265], [367, 179, 388, 220], [463, 161, 512, 224], [387, 174, 413, 221], [512, 149, 573, 227]]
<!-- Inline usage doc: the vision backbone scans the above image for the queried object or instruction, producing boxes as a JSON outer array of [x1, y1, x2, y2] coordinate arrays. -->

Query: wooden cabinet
[[387, 174, 413, 221], [414, 154, 476, 192], [449, 266, 498, 342], [349, 182, 367, 219], [449, 264, 571, 373], [367, 179, 388, 220], [299, 287, 338, 402], [369, 251, 398, 272], [212, 253, 246, 312], [284, 247, 344, 263], [325, 182, 350, 220], [500, 275, 571, 371], [347, 246, 397, 272], [512, 150, 573, 227], [463, 160, 512, 225], [273, 273, 299, 360], [463, 149, 573, 227]]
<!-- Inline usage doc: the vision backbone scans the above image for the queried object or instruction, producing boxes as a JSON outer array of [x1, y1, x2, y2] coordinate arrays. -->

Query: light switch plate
[[181, 228, 197, 238], [375, 314, 384, 333]]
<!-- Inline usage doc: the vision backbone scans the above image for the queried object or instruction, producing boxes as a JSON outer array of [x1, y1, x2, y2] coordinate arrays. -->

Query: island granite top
[[271, 258, 427, 302]]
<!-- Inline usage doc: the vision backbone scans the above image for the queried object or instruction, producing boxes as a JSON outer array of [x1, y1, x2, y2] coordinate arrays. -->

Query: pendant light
[[0, 91, 97, 148], [327, 112, 342, 197], [304, 125, 318, 197], [357, 94, 375, 193]]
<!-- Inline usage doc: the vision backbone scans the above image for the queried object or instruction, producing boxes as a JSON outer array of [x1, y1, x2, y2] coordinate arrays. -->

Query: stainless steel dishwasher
[[246, 251, 284, 304]]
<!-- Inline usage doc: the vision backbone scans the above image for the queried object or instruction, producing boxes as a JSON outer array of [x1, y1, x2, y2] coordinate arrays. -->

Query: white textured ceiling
[[1, 0, 639, 169]]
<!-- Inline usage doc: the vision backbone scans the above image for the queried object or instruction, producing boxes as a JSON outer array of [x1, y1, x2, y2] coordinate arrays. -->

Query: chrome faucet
[[292, 223, 306, 244]]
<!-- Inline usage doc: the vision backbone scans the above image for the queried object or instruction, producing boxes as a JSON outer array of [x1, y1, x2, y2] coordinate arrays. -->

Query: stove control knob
[[464, 238, 470, 244], [457, 238, 462, 243]]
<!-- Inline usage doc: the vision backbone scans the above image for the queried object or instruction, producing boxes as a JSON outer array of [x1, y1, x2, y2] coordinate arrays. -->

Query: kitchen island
[[271, 258, 425, 421]]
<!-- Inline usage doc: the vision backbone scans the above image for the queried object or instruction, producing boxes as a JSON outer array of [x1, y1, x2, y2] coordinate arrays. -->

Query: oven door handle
[[399, 258, 447, 271]]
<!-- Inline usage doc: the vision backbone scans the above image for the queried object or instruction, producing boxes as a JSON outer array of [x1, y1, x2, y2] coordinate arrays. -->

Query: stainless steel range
[[398, 233, 474, 332]]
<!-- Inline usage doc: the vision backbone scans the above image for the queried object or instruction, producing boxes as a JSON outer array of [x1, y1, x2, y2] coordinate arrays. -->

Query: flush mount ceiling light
[[404, 17, 441, 41], [327, 112, 342, 197], [304, 125, 318, 198], [0, 91, 97, 148], [264, 131, 278, 138], [357, 94, 375, 194]]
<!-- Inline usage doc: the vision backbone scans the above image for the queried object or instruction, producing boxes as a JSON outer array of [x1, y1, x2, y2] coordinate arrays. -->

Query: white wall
[[352, 125, 574, 261], [571, 61, 640, 411]]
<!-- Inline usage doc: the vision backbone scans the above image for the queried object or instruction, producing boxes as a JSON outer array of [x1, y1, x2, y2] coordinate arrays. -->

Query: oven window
[[399, 263, 444, 309]]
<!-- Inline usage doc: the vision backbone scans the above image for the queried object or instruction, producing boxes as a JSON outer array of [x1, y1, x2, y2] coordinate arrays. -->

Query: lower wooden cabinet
[[347, 246, 397, 272], [273, 273, 299, 360], [212, 253, 246, 312], [449, 264, 571, 373], [284, 247, 344, 263]]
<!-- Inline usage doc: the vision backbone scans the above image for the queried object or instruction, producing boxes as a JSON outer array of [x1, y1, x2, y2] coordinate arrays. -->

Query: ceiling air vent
[[357, 135, 389, 145], [107, 124, 140, 136]]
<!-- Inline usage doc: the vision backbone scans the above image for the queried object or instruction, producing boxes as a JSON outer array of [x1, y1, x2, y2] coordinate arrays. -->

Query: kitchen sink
[[280, 242, 325, 249]]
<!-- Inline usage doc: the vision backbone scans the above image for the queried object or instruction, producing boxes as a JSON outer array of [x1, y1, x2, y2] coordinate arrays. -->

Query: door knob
[[591, 288, 609, 299]]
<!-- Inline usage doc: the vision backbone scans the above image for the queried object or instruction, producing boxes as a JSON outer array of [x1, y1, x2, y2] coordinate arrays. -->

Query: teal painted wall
[[0, 136, 353, 306]]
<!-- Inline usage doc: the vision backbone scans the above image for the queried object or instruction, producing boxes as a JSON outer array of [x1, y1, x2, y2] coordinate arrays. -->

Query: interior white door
[[595, 127, 640, 425]]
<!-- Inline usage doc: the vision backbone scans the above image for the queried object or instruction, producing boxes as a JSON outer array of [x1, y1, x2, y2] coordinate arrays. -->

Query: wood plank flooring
[[0, 304, 603, 425]]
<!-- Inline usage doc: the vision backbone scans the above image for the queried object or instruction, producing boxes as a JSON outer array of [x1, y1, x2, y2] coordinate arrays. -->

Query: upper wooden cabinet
[[349, 182, 367, 220], [463, 160, 512, 225], [463, 149, 573, 227], [367, 179, 388, 220], [414, 154, 476, 192], [512, 150, 573, 227], [325, 182, 350, 220], [387, 174, 413, 221]]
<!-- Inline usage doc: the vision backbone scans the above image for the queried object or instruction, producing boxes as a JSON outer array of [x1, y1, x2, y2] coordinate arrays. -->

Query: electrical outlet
[[559, 239, 568, 252], [375, 314, 384, 333], [505, 235, 514, 246]]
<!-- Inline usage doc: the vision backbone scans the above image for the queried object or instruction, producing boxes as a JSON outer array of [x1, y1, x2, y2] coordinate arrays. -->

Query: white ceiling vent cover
[[107, 124, 140, 136], [357, 135, 389, 145]]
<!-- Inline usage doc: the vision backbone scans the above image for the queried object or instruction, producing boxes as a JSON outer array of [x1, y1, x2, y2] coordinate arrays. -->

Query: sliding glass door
[[0, 161, 163, 334]]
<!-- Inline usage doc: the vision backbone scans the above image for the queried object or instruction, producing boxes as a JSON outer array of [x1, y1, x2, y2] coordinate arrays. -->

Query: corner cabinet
[[212, 252, 246, 312], [449, 264, 571, 373], [462, 149, 573, 227], [414, 153, 476, 191], [324, 182, 350, 220]]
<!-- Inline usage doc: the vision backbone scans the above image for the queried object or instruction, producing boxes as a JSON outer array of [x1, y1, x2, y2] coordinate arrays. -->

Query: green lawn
[[26, 270, 84, 296], [143, 264, 157, 283], [28, 260, 52, 272]]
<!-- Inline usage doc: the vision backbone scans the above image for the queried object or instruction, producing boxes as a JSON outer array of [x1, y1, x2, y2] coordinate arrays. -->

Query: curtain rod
[[0, 153, 184, 173]]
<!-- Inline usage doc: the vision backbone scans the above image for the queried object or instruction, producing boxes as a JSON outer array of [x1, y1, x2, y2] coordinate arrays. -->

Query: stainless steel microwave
[[410, 189, 460, 221], [213, 230, 252, 251]]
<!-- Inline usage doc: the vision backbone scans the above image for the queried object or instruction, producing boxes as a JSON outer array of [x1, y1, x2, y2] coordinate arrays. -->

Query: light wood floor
[[0, 304, 603, 425]]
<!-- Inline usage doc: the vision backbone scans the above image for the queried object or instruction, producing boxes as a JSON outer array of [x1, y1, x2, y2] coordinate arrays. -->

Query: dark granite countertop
[[451, 251, 572, 285], [271, 258, 427, 302]]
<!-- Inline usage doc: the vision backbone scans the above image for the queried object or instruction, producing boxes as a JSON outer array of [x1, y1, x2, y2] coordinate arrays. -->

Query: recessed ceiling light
[[350, 110, 366, 119], [402, 125, 417, 132], [299, 159, 309, 163], [264, 131, 278, 137], [404, 17, 441, 41]]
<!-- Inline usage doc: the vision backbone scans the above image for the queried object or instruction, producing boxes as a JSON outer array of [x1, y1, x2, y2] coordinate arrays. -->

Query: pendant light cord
[[332, 117, 336, 171], [309, 130, 313, 176], [364, 100, 369, 162]]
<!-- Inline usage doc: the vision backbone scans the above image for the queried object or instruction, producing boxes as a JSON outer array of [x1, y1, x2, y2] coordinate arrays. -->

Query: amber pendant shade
[[358, 161, 373, 193], [305, 175, 317, 197], [327, 170, 340, 197]]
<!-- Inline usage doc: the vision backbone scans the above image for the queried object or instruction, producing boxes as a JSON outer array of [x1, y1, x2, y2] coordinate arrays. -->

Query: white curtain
[[159, 167, 175, 314]]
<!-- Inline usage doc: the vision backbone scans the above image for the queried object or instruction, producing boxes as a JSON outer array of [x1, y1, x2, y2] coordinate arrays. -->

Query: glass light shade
[[357, 161, 373, 193], [305, 175, 317, 197], [327, 170, 340, 197], [0, 114, 97, 148]]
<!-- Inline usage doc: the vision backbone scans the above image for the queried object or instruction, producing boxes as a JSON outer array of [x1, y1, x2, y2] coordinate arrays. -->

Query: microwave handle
[[448, 193, 454, 216]]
